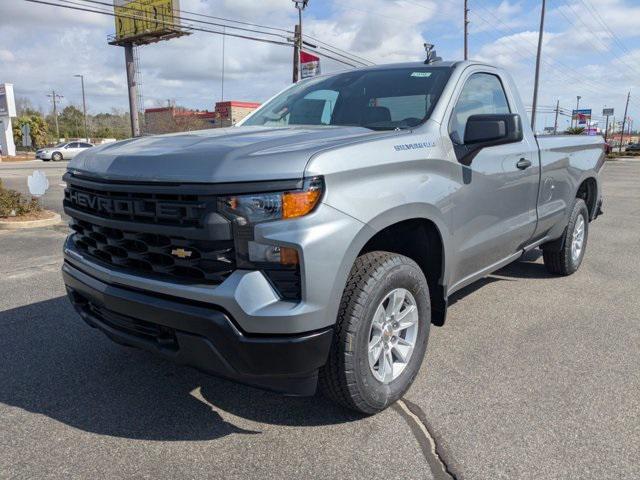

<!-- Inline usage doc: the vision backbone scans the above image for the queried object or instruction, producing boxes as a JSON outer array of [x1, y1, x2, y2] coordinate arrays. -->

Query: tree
[[58, 105, 84, 138], [13, 113, 50, 149], [565, 126, 585, 135]]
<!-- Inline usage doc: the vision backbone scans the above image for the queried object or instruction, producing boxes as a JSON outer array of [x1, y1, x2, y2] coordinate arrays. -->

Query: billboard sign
[[0, 83, 17, 117], [572, 109, 592, 125], [300, 50, 321, 79], [603, 108, 614, 116], [112, 0, 184, 45]]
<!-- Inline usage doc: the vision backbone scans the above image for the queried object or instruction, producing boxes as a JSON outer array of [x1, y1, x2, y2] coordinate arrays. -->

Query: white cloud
[[469, 0, 526, 34], [0, 49, 15, 62]]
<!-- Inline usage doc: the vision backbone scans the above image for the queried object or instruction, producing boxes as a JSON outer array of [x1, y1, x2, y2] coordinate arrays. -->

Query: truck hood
[[69, 126, 387, 183]]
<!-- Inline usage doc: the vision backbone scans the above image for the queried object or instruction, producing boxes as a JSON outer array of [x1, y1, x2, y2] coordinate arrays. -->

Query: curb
[[0, 211, 62, 230]]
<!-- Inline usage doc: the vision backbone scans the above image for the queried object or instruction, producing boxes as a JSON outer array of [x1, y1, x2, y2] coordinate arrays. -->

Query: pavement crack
[[394, 399, 458, 480]]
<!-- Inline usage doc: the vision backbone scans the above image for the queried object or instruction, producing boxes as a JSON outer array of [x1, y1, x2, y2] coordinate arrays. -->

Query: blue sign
[[572, 109, 592, 125]]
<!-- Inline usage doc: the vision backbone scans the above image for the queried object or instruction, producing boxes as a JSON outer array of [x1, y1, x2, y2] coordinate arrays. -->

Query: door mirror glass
[[464, 114, 523, 145]]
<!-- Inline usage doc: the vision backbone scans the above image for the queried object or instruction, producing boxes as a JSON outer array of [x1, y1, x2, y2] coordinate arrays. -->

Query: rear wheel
[[319, 251, 431, 414], [543, 198, 589, 275]]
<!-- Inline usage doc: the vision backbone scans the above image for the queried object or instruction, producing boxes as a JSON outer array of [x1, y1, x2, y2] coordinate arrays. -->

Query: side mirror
[[457, 114, 523, 165]]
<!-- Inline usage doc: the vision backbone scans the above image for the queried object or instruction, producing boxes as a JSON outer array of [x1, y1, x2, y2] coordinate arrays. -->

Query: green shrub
[[0, 179, 42, 217]]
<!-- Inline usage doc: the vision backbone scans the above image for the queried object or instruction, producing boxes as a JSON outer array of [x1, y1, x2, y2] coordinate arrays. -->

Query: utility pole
[[603, 106, 611, 143], [221, 26, 226, 101], [292, 24, 300, 83], [619, 92, 630, 153], [47, 90, 63, 141], [124, 44, 141, 137], [74, 74, 88, 141], [464, 0, 469, 60], [291, 0, 309, 83], [553, 99, 559, 135], [530, 0, 546, 132]]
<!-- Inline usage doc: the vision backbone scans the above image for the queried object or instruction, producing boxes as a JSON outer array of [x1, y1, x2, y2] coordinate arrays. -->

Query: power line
[[79, 0, 294, 35], [550, 0, 640, 79], [73, 0, 373, 67], [62, 0, 291, 40], [38, 0, 291, 46], [25, 0, 366, 68], [466, 0, 640, 110]]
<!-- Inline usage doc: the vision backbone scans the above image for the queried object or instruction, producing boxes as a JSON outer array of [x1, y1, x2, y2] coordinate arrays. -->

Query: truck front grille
[[70, 218, 235, 284], [64, 182, 212, 228]]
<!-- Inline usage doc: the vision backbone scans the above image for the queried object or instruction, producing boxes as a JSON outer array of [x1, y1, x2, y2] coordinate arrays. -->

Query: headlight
[[218, 176, 323, 225], [217, 177, 324, 300]]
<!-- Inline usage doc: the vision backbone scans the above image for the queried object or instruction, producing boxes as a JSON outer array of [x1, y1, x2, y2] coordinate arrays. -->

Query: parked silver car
[[36, 141, 93, 161]]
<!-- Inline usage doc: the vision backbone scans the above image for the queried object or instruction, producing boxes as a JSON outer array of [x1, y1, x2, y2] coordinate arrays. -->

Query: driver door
[[447, 71, 539, 287]]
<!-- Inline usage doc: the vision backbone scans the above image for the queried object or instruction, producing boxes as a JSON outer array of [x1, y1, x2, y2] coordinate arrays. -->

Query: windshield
[[54, 142, 66, 147], [243, 66, 452, 131]]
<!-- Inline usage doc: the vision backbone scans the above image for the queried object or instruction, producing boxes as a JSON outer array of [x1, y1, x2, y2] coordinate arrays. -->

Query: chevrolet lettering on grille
[[66, 188, 205, 221]]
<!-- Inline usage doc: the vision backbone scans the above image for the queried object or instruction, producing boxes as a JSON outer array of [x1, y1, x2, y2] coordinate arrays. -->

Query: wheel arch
[[345, 204, 451, 325], [576, 176, 598, 220]]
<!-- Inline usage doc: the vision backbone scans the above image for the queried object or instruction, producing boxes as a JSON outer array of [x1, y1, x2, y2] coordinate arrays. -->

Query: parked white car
[[36, 141, 93, 161]]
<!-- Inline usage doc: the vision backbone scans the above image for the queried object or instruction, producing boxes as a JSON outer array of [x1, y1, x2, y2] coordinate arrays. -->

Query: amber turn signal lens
[[282, 189, 321, 219], [279, 246, 299, 265]]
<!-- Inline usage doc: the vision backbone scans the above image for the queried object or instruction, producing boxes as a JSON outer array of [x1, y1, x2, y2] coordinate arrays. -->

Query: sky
[[1, 0, 639, 132]]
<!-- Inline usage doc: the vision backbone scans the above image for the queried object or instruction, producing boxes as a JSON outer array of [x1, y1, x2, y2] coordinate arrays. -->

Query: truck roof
[[341, 60, 498, 72]]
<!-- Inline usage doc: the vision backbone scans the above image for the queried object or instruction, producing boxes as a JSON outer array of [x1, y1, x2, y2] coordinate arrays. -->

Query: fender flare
[[331, 203, 452, 315]]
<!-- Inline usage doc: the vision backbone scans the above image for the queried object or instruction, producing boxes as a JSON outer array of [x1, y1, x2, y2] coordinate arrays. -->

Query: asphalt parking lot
[[1, 159, 638, 479]]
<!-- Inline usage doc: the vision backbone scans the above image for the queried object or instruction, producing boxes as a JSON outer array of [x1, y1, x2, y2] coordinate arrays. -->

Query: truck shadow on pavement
[[448, 250, 553, 307], [495, 249, 556, 280], [0, 297, 361, 442]]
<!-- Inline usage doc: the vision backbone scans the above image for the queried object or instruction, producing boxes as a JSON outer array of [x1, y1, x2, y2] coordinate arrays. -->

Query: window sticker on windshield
[[410, 72, 432, 78]]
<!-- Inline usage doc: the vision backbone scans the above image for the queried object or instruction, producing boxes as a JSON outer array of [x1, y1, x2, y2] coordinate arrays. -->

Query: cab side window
[[449, 73, 510, 144]]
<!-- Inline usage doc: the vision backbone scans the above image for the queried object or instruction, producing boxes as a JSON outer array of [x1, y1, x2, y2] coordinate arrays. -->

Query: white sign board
[[0, 83, 16, 117], [300, 51, 321, 79], [0, 83, 17, 157]]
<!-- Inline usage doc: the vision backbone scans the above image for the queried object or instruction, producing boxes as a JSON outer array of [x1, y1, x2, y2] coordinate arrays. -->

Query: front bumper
[[62, 261, 333, 395]]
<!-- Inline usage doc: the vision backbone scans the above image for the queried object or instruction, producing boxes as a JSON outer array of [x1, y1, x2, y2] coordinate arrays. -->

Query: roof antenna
[[424, 43, 442, 64]]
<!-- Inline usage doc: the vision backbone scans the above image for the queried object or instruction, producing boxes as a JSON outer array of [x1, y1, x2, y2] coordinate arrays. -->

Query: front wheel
[[51, 152, 63, 161], [543, 198, 589, 275], [319, 251, 431, 414]]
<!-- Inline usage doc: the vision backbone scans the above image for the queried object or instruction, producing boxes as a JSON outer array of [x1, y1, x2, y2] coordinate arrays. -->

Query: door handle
[[516, 158, 532, 170]]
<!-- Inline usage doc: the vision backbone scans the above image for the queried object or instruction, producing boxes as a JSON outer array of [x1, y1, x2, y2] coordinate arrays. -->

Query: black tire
[[543, 198, 589, 275], [319, 251, 431, 414], [51, 152, 63, 161]]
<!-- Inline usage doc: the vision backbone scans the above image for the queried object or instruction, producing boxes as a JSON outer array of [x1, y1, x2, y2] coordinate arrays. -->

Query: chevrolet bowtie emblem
[[171, 248, 193, 259]]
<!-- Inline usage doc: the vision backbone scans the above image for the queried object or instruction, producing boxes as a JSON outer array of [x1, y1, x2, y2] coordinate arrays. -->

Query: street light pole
[[74, 74, 88, 141]]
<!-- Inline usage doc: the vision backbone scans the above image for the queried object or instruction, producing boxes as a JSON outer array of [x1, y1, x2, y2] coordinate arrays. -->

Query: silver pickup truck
[[62, 61, 604, 414]]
